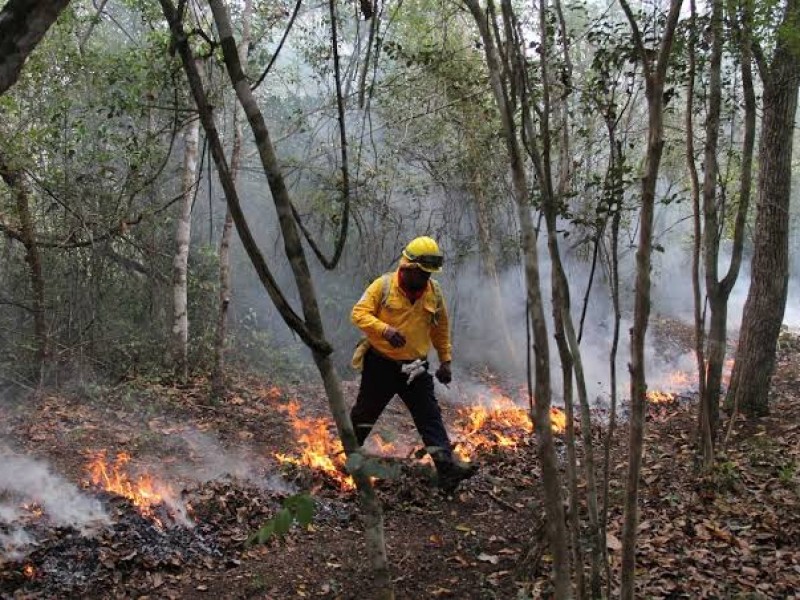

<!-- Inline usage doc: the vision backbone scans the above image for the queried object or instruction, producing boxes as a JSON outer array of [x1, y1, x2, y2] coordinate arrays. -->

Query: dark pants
[[351, 349, 453, 464]]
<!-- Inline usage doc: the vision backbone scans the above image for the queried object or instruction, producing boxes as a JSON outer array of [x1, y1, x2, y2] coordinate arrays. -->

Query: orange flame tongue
[[454, 392, 567, 460], [87, 452, 167, 519], [275, 401, 355, 490]]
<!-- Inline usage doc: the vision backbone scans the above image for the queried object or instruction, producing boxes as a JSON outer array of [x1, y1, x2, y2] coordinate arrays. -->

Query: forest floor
[[1, 324, 799, 599]]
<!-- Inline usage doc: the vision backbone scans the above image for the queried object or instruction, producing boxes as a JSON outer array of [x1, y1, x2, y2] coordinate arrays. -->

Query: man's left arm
[[431, 293, 452, 383]]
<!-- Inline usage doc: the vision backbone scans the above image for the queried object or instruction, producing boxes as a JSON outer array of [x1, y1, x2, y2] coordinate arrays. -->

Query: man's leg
[[398, 372, 478, 492], [397, 372, 452, 460], [350, 350, 399, 446]]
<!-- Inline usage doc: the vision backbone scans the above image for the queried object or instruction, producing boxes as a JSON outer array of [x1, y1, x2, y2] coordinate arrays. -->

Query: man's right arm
[[351, 278, 387, 337]]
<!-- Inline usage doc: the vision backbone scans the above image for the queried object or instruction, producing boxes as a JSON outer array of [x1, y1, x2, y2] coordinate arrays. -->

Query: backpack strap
[[430, 279, 443, 326], [381, 273, 392, 307]]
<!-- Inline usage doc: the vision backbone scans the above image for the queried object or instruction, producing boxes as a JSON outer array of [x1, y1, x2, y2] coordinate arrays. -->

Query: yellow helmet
[[402, 236, 444, 273]]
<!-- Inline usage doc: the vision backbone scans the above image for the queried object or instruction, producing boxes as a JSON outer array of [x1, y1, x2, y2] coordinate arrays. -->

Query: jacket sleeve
[[430, 292, 452, 363], [351, 278, 388, 338]]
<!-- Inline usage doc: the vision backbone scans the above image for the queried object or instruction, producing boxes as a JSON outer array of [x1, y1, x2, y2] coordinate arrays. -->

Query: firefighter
[[350, 236, 478, 493]]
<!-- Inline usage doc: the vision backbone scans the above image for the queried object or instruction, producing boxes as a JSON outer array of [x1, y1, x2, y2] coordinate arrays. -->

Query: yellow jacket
[[351, 271, 452, 363]]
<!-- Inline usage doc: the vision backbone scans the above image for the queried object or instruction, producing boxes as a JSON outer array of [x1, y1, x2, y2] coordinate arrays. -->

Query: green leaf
[[248, 522, 274, 546], [293, 495, 315, 527], [273, 508, 293, 536]]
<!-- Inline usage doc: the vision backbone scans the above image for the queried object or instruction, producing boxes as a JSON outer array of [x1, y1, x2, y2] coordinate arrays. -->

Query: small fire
[[23, 564, 35, 579], [86, 451, 170, 520], [22, 503, 43, 518], [647, 358, 736, 404], [453, 393, 567, 460], [275, 401, 355, 490], [646, 390, 676, 404], [275, 390, 568, 488]]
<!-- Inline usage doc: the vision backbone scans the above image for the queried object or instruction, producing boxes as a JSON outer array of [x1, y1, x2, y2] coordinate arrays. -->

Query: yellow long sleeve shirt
[[351, 272, 452, 363]]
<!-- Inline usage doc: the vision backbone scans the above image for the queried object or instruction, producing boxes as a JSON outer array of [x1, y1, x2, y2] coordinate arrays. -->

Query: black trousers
[[351, 349, 453, 463]]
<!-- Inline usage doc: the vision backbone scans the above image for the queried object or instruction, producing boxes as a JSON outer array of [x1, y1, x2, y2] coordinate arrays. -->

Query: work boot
[[437, 459, 479, 494]]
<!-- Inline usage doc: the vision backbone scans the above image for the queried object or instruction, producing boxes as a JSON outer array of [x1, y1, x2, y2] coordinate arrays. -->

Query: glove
[[382, 326, 406, 348], [401, 359, 428, 384], [435, 362, 452, 385]]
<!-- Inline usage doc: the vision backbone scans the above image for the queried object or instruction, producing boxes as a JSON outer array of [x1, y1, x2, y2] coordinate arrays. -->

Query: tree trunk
[[726, 0, 799, 419], [160, 2, 393, 597], [602, 199, 622, 600], [617, 2, 683, 598], [212, 0, 252, 399], [0, 150, 47, 376], [685, 0, 710, 464], [172, 99, 200, 383], [0, 0, 70, 95], [465, 0, 572, 596], [699, 0, 724, 458]]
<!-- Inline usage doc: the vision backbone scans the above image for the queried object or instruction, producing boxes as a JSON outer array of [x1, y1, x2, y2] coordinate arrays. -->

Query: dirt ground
[[1, 333, 799, 599]]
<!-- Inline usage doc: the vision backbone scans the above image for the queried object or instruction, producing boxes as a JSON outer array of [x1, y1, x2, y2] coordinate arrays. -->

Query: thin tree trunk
[[727, 0, 800, 418], [172, 96, 200, 383], [699, 0, 724, 460], [516, 0, 602, 591], [617, 2, 683, 598], [161, 1, 393, 596], [684, 0, 710, 464], [212, 0, 252, 398], [0, 151, 47, 376], [602, 201, 622, 600], [465, 0, 572, 596]]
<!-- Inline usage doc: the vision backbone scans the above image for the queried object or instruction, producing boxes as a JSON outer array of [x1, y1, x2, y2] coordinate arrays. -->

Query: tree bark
[[0, 150, 47, 374], [212, 0, 253, 398], [617, 1, 683, 598], [172, 96, 200, 383], [0, 0, 70, 95], [726, 0, 799, 419], [160, 2, 393, 596], [516, 0, 602, 590], [464, 0, 572, 596]]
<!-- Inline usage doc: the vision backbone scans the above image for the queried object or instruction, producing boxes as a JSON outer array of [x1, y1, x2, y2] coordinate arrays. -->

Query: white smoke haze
[[0, 504, 22, 523], [0, 450, 109, 530], [187, 103, 800, 409], [175, 429, 295, 494], [0, 447, 109, 560], [0, 528, 33, 561]]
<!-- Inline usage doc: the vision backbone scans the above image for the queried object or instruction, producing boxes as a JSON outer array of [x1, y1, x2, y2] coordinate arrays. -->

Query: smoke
[[0, 447, 109, 560], [175, 429, 295, 494], [0, 529, 33, 561], [0, 450, 108, 530]]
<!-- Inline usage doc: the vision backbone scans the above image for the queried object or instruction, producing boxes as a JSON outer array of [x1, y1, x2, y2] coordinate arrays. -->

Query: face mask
[[400, 267, 429, 292]]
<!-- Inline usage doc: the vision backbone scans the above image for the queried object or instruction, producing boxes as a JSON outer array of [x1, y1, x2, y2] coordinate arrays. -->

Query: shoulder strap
[[381, 273, 392, 307], [430, 279, 443, 325]]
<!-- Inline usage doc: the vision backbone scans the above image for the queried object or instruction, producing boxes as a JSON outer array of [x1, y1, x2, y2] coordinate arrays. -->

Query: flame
[[23, 565, 35, 579], [275, 401, 355, 490], [275, 390, 568, 487], [22, 503, 43, 518], [86, 451, 169, 520], [646, 390, 676, 404], [647, 358, 736, 403], [453, 394, 567, 460]]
